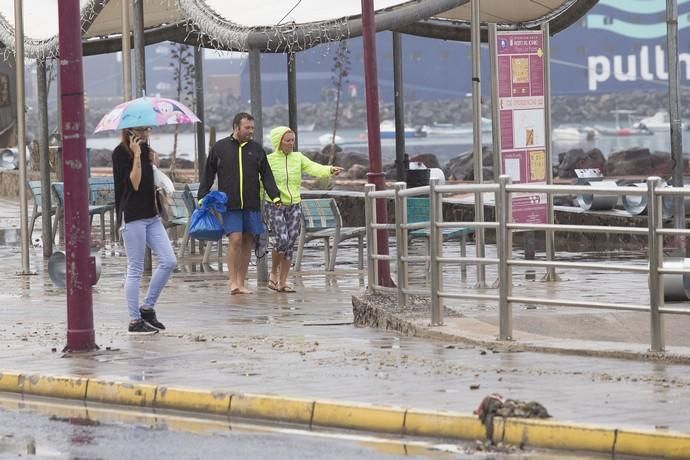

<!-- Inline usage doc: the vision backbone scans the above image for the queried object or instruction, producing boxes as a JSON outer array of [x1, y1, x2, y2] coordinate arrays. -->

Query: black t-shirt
[[112, 142, 157, 224]]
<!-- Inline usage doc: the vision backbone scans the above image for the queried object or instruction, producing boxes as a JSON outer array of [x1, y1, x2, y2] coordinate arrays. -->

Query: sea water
[[86, 124, 690, 167]]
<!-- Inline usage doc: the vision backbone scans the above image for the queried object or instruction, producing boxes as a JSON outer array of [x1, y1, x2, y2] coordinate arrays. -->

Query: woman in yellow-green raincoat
[[264, 126, 343, 292]]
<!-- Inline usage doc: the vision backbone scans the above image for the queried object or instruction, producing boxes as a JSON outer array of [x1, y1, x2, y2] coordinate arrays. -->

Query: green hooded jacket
[[266, 126, 332, 205]]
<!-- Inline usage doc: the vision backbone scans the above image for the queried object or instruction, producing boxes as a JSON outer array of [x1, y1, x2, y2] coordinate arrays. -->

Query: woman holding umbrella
[[112, 126, 176, 335], [98, 96, 200, 335]]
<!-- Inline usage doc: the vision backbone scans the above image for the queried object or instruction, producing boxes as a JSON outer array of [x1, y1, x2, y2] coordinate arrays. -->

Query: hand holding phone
[[128, 132, 143, 157]]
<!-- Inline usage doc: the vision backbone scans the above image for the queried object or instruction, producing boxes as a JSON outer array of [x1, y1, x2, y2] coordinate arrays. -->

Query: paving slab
[[2, 199, 690, 440]]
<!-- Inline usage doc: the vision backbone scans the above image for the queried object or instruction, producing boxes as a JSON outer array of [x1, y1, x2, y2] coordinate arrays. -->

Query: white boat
[[595, 109, 654, 137], [552, 126, 596, 142], [318, 133, 344, 147], [633, 111, 687, 132], [379, 120, 427, 139], [423, 117, 492, 136]]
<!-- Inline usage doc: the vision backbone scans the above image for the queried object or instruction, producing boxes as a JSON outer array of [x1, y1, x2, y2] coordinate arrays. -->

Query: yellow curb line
[[1, 370, 690, 459]]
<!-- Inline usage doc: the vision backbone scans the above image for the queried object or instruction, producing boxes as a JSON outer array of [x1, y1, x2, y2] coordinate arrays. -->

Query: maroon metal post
[[58, 0, 97, 351], [361, 0, 393, 287]]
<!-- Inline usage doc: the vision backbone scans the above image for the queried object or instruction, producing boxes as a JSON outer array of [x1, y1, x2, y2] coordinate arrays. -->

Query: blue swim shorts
[[222, 210, 265, 236]]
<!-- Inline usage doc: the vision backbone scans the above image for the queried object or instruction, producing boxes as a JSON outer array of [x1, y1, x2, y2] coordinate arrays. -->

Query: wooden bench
[[294, 198, 365, 271], [406, 196, 473, 280]]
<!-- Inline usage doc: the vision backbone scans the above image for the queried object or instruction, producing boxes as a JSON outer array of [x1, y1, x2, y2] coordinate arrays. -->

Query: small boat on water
[[595, 109, 654, 137], [379, 120, 427, 139], [596, 126, 653, 137], [552, 126, 596, 142], [424, 117, 493, 136], [633, 111, 687, 132], [318, 133, 344, 147]]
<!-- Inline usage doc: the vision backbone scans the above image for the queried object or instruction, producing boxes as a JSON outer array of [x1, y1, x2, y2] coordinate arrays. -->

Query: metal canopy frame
[[0, 0, 598, 56]]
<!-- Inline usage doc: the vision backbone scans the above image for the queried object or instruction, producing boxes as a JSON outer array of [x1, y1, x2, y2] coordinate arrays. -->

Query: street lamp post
[[14, 0, 30, 274], [57, 0, 97, 352], [361, 0, 393, 287]]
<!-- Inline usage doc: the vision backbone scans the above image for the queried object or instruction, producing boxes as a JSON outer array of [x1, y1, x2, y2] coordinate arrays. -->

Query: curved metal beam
[[1, 0, 598, 57], [395, 0, 598, 41], [0, 0, 109, 58], [83, 0, 470, 55]]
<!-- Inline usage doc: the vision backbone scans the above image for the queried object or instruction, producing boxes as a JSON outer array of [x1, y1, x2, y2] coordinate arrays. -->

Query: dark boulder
[[409, 153, 441, 169], [556, 148, 605, 179], [443, 146, 493, 181], [347, 164, 369, 180], [333, 151, 369, 171], [605, 147, 652, 177], [88, 148, 113, 167]]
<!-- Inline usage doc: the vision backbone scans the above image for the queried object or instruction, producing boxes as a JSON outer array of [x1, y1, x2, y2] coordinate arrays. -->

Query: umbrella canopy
[[94, 96, 200, 133]]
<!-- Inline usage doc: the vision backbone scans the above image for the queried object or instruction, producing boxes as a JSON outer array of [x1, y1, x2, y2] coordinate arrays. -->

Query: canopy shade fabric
[[0, 0, 596, 58]]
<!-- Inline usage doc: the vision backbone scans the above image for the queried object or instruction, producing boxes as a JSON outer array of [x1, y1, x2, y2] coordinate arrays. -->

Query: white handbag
[[152, 165, 175, 195], [152, 165, 174, 223]]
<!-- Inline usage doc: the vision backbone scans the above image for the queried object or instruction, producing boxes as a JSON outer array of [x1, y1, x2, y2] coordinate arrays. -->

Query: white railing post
[[394, 182, 408, 307], [430, 178, 443, 326], [497, 175, 513, 340], [364, 184, 377, 292], [647, 176, 665, 352]]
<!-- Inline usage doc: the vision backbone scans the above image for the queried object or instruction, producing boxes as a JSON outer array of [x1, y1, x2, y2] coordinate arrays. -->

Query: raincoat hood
[[270, 126, 291, 154]]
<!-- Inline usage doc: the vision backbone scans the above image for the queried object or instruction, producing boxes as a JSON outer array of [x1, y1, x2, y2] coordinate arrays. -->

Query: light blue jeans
[[121, 216, 177, 320]]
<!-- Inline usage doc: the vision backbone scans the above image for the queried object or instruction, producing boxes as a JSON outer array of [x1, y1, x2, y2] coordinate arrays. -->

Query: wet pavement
[[2, 198, 690, 436], [0, 394, 617, 460]]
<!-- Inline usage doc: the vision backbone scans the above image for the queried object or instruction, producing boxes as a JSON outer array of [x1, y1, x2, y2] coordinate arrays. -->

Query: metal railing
[[364, 176, 690, 353]]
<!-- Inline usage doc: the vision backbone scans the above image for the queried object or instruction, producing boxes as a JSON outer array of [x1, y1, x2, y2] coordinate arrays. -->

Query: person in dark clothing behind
[[112, 126, 177, 335], [198, 112, 282, 295]]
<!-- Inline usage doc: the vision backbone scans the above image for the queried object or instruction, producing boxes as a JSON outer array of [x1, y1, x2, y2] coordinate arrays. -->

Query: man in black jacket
[[199, 112, 281, 294]]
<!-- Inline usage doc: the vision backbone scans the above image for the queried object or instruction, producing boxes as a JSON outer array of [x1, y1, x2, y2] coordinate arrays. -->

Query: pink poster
[[495, 31, 547, 224]]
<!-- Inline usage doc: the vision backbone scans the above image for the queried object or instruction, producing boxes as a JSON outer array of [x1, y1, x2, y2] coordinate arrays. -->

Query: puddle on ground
[[369, 337, 401, 349], [0, 437, 36, 456]]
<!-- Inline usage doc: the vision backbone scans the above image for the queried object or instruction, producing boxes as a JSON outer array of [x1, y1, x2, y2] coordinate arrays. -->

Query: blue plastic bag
[[189, 191, 227, 241]]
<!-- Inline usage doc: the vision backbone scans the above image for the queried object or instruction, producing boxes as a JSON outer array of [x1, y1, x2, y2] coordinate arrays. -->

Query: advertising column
[[495, 31, 548, 224]]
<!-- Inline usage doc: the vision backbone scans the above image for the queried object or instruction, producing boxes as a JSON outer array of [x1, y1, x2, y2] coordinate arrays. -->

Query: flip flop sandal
[[279, 285, 296, 293], [267, 280, 279, 291]]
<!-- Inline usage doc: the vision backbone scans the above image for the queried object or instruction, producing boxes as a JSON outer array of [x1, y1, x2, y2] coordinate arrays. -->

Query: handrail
[[508, 183, 645, 195], [361, 175, 690, 353]]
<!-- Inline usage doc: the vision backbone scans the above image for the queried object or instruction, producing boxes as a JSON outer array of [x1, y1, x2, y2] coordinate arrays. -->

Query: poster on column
[[495, 30, 547, 224]]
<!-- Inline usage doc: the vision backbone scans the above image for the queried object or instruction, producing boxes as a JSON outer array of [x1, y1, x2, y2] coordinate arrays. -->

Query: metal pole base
[[474, 281, 489, 289], [63, 333, 99, 353], [541, 270, 561, 282]]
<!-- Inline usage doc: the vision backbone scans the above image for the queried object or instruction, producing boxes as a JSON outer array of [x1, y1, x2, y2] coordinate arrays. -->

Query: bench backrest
[[406, 197, 430, 224], [185, 182, 200, 197], [301, 198, 342, 231], [51, 182, 64, 208], [184, 183, 200, 214], [169, 190, 189, 221], [27, 181, 51, 211], [88, 177, 115, 206]]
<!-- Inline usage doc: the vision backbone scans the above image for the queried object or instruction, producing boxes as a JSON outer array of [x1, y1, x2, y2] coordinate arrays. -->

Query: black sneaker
[[140, 308, 166, 330], [128, 319, 158, 335]]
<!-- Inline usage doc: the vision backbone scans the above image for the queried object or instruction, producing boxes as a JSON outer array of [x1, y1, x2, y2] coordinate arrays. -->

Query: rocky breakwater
[[557, 147, 690, 180]]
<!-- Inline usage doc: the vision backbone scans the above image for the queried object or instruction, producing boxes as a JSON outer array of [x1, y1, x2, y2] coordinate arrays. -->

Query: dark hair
[[233, 112, 254, 129]]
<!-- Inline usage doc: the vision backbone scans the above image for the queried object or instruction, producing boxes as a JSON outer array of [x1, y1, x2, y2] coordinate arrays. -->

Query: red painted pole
[[361, 0, 393, 287], [58, 0, 97, 351]]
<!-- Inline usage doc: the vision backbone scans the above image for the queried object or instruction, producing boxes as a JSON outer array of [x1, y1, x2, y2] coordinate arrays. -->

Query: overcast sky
[[0, 0, 403, 41]]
